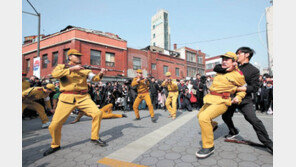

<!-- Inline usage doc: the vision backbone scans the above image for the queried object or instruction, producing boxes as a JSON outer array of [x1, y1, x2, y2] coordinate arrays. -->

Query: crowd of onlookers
[[22, 73, 273, 119]]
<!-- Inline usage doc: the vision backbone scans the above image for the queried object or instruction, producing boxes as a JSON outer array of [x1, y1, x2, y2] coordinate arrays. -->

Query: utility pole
[[23, 0, 41, 57]]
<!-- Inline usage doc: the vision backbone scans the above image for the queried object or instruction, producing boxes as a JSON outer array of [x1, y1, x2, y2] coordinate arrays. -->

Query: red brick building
[[205, 55, 222, 77], [22, 25, 127, 82], [175, 45, 206, 78], [127, 47, 186, 80], [22, 26, 206, 82]]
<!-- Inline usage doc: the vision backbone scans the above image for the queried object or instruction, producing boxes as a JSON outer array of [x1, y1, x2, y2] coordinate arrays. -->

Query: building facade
[[175, 46, 206, 77], [127, 47, 186, 80], [22, 25, 206, 82], [150, 9, 171, 50], [205, 55, 222, 77], [22, 26, 128, 82]]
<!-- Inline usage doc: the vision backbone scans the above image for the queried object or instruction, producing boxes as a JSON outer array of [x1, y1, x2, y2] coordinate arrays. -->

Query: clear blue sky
[[22, 0, 272, 68]]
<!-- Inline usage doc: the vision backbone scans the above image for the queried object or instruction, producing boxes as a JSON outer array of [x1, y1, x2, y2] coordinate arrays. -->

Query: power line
[[177, 30, 269, 45]]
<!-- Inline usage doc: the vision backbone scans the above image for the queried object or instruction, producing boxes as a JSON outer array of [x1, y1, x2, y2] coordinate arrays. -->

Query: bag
[[190, 92, 197, 103]]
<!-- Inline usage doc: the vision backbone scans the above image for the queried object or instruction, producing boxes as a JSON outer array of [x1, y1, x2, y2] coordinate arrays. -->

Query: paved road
[[22, 109, 273, 167]]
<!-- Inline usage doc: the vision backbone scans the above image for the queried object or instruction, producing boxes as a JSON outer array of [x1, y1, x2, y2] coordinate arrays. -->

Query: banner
[[33, 57, 40, 79]]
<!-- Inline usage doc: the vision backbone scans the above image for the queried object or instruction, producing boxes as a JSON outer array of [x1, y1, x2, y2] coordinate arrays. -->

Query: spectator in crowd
[[261, 81, 273, 114], [181, 88, 192, 112], [178, 80, 188, 110], [149, 77, 160, 110], [197, 76, 208, 109]]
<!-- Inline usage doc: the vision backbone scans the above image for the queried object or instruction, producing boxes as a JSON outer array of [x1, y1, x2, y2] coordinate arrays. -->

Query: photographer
[[181, 88, 192, 111], [178, 80, 188, 109]]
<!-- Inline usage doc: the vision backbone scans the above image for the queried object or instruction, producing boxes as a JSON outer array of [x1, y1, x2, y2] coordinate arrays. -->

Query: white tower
[[151, 9, 171, 50]]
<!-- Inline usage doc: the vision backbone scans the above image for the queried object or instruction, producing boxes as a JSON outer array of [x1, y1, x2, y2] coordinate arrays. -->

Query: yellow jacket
[[51, 64, 102, 103], [22, 79, 30, 91], [131, 77, 150, 93], [204, 69, 246, 106], [22, 87, 52, 109], [161, 78, 178, 92]]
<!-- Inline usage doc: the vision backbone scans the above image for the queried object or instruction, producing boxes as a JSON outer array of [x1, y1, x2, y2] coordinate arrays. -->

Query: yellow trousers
[[197, 103, 228, 148], [22, 100, 49, 124], [101, 104, 123, 119], [133, 92, 154, 118], [49, 98, 103, 148], [74, 103, 122, 121], [166, 92, 179, 118]]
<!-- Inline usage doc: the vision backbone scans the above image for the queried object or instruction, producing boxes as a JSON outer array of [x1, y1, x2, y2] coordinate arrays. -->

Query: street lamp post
[[23, 0, 41, 57]]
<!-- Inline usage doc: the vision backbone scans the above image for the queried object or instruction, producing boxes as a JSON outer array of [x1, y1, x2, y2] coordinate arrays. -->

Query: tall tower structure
[[151, 9, 171, 50]]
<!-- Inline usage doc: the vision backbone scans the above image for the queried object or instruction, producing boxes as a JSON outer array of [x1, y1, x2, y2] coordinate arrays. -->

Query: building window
[[63, 48, 70, 64], [105, 52, 115, 67], [206, 63, 213, 70], [199, 69, 205, 75], [186, 51, 196, 63], [153, 42, 156, 46], [133, 57, 141, 70], [187, 66, 196, 77], [52, 52, 58, 67], [90, 49, 101, 66], [163, 65, 168, 75], [26, 59, 30, 72], [153, 25, 155, 29], [152, 63, 156, 70], [198, 56, 203, 64], [42, 54, 48, 69], [175, 68, 180, 77], [153, 34, 155, 38]]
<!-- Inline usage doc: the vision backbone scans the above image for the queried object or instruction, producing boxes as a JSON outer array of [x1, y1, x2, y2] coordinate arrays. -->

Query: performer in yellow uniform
[[43, 49, 107, 156], [22, 72, 30, 91], [195, 52, 246, 159], [22, 84, 55, 128], [131, 69, 156, 123], [161, 72, 179, 120], [70, 103, 127, 124]]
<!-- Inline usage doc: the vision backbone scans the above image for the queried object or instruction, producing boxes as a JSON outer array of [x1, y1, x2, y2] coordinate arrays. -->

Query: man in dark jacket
[[178, 80, 188, 109], [193, 73, 201, 109], [149, 77, 160, 109], [181, 88, 192, 111], [214, 47, 273, 154]]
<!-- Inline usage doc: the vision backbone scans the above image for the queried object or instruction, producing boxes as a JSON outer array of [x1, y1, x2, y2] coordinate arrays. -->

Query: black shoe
[[43, 146, 61, 156], [195, 146, 215, 159], [265, 143, 273, 155], [151, 117, 156, 123], [213, 125, 218, 132], [212, 121, 218, 132], [133, 117, 141, 121], [122, 114, 127, 118], [224, 131, 240, 139], [91, 139, 107, 147]]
